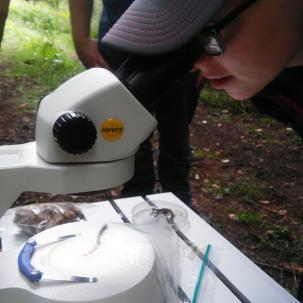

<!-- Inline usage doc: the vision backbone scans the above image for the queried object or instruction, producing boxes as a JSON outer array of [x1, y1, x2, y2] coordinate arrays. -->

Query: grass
[[192, 148, 221, 160], [227, 176, 270, 204], [243, 114, 303, 146], [234, 210, 262, 226], [200, 84, 302, 148], [203, 175, 272, 204], [201, 84, 303, 146], [0, 0, 89, 108], [256, 226, 293, 257]]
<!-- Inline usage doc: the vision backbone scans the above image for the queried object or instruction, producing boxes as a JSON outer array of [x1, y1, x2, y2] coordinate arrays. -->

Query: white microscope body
[[0, 68, 156, 217], [0, 37, 205, 303], [0, 68, 164, 303]]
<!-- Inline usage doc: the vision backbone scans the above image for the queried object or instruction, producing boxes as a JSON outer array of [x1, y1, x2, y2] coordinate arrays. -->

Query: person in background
[[69, 0, 201, 206], [0, 0, 10, 47], [101, 0, 303, 299]]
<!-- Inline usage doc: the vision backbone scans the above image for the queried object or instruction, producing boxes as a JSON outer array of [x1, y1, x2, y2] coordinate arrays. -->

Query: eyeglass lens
[[204, 31, 223, 55], [199, 28, 223, 56], [200, 0, 257, 56]]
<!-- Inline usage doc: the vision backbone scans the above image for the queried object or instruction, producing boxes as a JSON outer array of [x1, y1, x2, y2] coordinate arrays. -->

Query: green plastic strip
[[192, 244, 212, 303]]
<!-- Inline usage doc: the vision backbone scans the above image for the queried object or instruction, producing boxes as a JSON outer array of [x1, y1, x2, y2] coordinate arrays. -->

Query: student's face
[[194, 0, 303, 100]]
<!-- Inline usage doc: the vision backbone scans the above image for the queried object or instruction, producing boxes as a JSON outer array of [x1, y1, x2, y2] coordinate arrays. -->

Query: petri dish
[[131, 200, 189, 231]]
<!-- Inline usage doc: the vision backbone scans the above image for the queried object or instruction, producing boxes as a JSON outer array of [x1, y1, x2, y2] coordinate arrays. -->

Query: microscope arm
[[0, 37, 204, 217], [0, 142, 134, 218]]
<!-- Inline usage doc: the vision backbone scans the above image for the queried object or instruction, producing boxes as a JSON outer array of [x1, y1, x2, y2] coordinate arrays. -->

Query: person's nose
[[193, 53, 214, 70]]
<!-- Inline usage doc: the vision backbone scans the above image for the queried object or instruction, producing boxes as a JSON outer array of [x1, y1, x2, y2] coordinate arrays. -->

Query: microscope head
[[0, 68, 156, 217], [36, 68, 156, 163]]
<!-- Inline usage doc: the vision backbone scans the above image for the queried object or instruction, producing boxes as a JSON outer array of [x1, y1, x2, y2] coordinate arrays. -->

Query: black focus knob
[[53, 112, 97, 154]]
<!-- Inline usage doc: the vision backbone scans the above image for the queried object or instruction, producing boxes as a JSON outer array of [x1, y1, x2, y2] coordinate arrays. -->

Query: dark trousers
[[121, 72, 200, 205]]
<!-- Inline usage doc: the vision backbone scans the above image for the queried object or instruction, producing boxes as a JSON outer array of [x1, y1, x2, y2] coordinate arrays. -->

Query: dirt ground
[[0, 75, 302, 299]]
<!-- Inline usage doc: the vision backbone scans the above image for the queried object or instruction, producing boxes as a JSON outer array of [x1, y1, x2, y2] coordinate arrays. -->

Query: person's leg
[[0, 0, 10, 47], [156, 72, 200, 206], [121, 135, 156, 197]]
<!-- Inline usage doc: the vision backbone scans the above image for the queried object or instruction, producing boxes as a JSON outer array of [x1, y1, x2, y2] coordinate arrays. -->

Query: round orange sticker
[[101, 118, 124, 141]]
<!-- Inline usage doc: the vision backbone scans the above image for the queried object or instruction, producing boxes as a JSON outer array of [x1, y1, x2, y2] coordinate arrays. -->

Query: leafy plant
[[192, 148, 221, 160], [1, 0, 84, 107], [226, 177, 269, 204], [271, 226, 292, 241], [31, 0, 60, 9], [234, 211, 262, 226]]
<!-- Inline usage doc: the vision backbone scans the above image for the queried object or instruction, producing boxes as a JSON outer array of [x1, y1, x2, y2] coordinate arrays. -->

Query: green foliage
[[257, 226, 293, 256], [31, 0, 61, 9], [0, 0, 84, 107], [206, 175, 270, 204], [287, 129, 303, 145], [8, 35, 81, 87], [258, 115, 281, 127], [10, 2, 69, 34], [91, 1, 102, 38], [202, 178, 230, 199], [234, 211, 262, 226], [192, 148, 221, 160], [271, 226, 292, 241], [226, 177, 268, 204], [202, 174, 272, 204]]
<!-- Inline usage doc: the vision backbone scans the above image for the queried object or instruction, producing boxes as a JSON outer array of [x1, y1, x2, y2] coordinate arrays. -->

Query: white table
[[0, 192, 299, 303]]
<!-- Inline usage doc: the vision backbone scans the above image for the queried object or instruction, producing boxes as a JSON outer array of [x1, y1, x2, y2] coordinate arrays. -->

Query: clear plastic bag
[[132, 201, 221, 303], [181, 242, 222, 303], [13, 202, 86, 236], [133, 214, 181, 303]]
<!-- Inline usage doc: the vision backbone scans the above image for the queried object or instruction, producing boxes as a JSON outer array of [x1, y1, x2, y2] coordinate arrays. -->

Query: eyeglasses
[[199, 0, 257, 56]]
